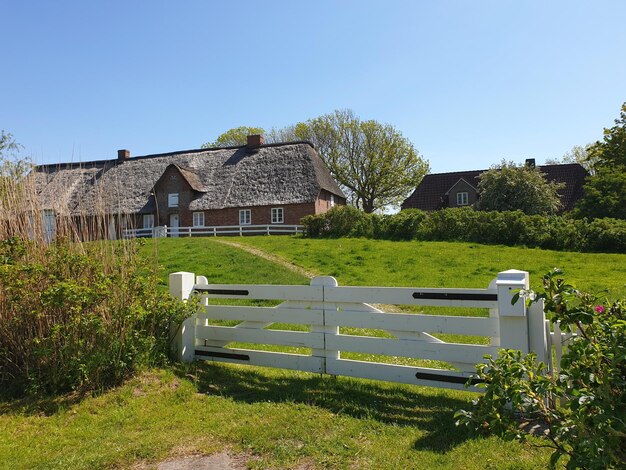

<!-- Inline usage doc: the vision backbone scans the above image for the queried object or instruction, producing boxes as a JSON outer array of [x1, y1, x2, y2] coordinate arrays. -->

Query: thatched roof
[[32, 142, 345, 215]]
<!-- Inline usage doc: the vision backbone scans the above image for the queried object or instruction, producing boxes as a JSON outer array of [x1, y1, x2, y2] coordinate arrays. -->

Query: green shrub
[[380, 209, 426, 240], [302, 206, 373, 238], [583, 217, 626, 253], [456, 269, 626, 468], [301, 206, 626, 253], [0, 237, 194, 397]]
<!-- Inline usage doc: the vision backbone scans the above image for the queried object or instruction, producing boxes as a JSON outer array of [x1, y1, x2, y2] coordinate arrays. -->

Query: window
[[457, 192, 469, 206], [239, 209, 251, 225], [330, 194, 335, 207], [168, 193, 179, 208], [43, 210, 56, 242], [143, 214, 154, 229], [271, 207, 284, 224], [193, 211, 205, 227]]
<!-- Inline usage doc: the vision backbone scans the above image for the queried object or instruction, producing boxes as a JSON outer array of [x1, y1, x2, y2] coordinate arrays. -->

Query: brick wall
[[149, 169, 345, 228], [315, 189, 346, 213], [198, 202, 316, 226]]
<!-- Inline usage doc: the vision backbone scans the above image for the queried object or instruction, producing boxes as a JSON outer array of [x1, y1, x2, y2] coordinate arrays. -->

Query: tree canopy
[[0, 130, 29, 179], [476, 160, 563, 215], [1, 130, 21, 158], [293, 110, 429, 212], [201, 126, 265, 148], [574, 102, 626, 220], [546, 144, 598, 175]]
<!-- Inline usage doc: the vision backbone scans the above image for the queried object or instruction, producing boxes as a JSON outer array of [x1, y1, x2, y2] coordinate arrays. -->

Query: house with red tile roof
[[401, 160, 587, 212]]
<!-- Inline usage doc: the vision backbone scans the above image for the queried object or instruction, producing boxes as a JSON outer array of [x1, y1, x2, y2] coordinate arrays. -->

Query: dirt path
[[212, 239, 318, 279]]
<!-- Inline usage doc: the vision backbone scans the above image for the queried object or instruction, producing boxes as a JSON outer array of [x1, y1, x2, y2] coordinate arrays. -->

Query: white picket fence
[[124, 224, 303, 239], [170, 270, 571, 391]]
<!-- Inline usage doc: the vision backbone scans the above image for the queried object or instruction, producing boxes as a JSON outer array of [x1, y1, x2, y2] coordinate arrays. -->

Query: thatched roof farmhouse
[[32, 135, 345, 237]]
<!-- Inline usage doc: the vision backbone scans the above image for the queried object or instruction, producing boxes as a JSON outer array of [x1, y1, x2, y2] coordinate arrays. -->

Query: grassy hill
[[146, 237, 626, 298], [6, 236, 623, 469]]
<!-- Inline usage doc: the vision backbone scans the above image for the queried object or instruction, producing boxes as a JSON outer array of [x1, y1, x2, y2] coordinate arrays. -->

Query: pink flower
[[594, 305, 605, 314]]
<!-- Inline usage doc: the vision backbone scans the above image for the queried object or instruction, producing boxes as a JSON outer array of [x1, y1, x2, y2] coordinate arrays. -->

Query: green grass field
[[232, 237, 626, 297], [143, 236, 626, 297], [4, 236, 624, 469]]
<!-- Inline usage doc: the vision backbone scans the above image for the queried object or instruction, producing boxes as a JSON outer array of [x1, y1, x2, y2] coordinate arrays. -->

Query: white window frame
[[239, 209, 251, 225], [271, 207, 284, 224], [143, 214, 154, 229], [330, 194, 335, 207], [192, 211, 205, 227], [168, 193, 179, 208], [457, 192, 469, 206]]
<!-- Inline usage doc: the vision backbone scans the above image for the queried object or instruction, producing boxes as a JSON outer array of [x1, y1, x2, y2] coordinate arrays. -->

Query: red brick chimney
[[246, 134, 264, 149], [117, 149, 130, 161]]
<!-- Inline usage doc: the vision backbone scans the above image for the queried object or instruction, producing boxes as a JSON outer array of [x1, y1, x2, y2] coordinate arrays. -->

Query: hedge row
[[300, 206, 626, 253]]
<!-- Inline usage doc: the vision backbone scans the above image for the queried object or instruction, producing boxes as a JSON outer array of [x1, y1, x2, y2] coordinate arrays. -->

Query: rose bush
[[455, 269, 626, 469]]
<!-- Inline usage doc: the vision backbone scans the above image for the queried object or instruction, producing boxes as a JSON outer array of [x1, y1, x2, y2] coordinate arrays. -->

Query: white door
[[169, 214, 179, 237]]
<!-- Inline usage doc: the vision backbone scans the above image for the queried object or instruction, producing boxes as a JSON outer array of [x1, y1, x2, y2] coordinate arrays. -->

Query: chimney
[[117, 149, 130, 161], [525, 158, 536, 168], [246, 134, 264, 149]]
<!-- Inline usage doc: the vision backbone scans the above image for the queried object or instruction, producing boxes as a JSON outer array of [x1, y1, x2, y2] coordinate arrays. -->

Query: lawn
[[232, 237, 626, 298], [5, 236, 621, 469], [0, 366, 551, 469]]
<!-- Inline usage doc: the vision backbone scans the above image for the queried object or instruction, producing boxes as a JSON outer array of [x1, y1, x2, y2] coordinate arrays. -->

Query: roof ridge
[[425, 169, 482, 176], [426, 162, 585, 177], [33, 141, 316, 170]]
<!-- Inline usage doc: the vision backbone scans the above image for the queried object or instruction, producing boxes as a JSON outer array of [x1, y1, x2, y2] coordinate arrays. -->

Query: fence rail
[[170, 269, 576, 391], [123, 224, 303, 238]]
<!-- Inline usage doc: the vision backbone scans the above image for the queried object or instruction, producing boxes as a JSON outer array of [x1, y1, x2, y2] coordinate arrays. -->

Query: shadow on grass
[[0, 391, 86, 416], [173, 361, 475, 453]]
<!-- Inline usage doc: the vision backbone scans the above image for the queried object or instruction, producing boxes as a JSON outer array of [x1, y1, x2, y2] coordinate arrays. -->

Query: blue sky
[[2, 0, 625, 172]]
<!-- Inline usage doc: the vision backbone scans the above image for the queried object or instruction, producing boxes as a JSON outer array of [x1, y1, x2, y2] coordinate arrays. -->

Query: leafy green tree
[[293, 110, 429, 213], [546, 144, 598, 175], [201, 126, 265, 148], [0, 130, 20, 155], [575, 103, 626, 220], [0, 131, 31, 200], [476, 160, 563, 215]]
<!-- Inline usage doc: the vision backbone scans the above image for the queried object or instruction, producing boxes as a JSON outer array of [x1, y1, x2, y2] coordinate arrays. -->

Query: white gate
[[170, 270, 553, 391]]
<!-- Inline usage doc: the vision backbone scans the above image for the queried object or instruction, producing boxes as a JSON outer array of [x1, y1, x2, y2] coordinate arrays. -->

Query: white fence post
[[169, 271, 197, 362], [310, 276, 339, 374], [496, 270, 530, 353], [528, 298, 549, 365]]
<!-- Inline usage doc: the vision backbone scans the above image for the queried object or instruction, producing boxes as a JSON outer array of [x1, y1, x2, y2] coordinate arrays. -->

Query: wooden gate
[[170, 270, 553, 391]]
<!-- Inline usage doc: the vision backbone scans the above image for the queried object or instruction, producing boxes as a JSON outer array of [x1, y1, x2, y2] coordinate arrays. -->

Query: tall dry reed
[[0, 160, 190, 397]]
